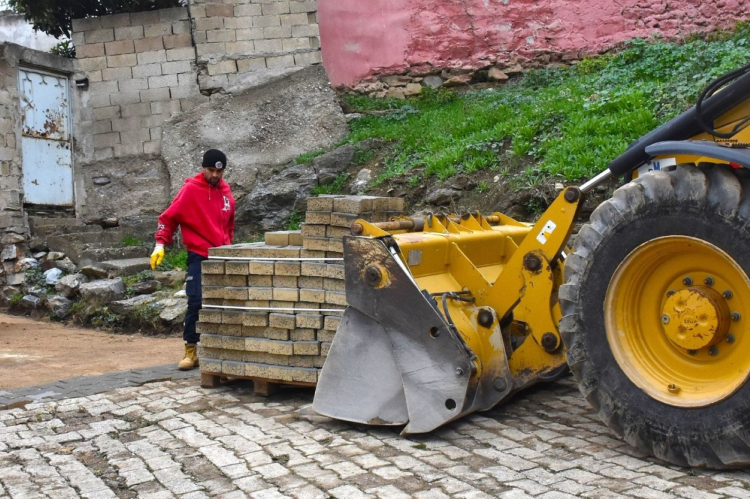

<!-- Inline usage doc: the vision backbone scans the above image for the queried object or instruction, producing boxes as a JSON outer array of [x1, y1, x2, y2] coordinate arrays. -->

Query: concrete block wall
[[71, 8, 208, 161], [0, 44, 21, 222], [189, 0, 321, 93]]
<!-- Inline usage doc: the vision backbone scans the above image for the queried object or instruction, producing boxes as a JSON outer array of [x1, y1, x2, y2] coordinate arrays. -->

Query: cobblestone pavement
[[1, 376, 749, 499]]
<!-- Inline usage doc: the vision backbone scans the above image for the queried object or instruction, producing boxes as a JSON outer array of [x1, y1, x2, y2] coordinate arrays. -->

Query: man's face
[[203, 167, 224, 186]]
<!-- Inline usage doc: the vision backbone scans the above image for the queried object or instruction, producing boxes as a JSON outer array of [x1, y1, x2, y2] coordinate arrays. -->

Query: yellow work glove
[[150, 244, 165, 270]]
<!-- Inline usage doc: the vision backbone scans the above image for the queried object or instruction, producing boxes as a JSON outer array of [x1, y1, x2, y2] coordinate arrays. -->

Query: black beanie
[[202, 149, 227, 169]]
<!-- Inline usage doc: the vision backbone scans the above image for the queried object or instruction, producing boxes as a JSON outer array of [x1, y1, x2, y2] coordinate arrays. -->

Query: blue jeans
[[184, 251, 207, 344]]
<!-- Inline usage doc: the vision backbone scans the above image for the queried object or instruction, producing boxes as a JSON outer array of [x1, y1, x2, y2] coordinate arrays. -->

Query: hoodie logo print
[[222, 196, 231, 212]]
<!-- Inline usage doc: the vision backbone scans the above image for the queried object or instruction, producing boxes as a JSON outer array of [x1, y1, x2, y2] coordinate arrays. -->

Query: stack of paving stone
[[198, 195, 404, 394]]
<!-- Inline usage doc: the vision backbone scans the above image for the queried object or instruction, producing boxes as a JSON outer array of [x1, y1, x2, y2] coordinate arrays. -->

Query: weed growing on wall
[[339, 23, 750, 183]]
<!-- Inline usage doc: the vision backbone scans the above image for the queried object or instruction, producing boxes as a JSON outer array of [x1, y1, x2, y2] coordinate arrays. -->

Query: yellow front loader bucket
[[314, 194, 582, 433]]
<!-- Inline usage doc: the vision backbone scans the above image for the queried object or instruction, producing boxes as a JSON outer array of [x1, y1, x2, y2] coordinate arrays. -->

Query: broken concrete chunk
[[79, 278, 126, 304]]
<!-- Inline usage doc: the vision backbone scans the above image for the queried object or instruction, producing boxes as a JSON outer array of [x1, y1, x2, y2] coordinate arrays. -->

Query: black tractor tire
[[560, 164, 750, 468]]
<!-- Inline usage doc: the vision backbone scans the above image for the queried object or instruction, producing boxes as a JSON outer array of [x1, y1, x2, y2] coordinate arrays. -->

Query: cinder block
[[330, 212, 362, 228], [254, 39, 283, 53], [92, 120, 112, 134], [102, 66, 132, 81], [302, 237, 328, 252], [306, 196, 336, 211], [163, 33, 192, 49], [281, 13, 309, 25], [172, 20, 191, 35], [328, 239, 344, 253], [291, 366, 317, 383], [167, 47, 195, 61], [206, 3, 234, 17], [219, 324, 242, 336], [248, 287, 273, 301], [78, 56, 107, 72], [289, 0, 317, 13], [305, 211, 330, 225], [199, 309, 223, 323], [222, 361, 245, 376], [195, 17, 224, 31], [242, 312, 269, 327], [169, 85, 200, 99], [148, 74, 179, 88], [134, 37, 164, 53], [85, 28, 115, 44], [292, 24, 319, 37], [301, 262, 327, 277], [114, 142, 144, 157], [140, 87, 171, 102], [301, 224, 325, 238], [274, 261, 300, 277], [325, 291, 347, 306], [137, 50, 167, 65], [93, 147, 114, 160], [249, 261, 274, 275], [143, 23, 171, 38], [200, 357, 222, 373], [236, 28, 264, 41], [202, 286, 224, 299], [223, 287, 249, 301], [262, 2, 291, 15], [253, 15, 281, 28], [263, 26, 292, 39], [93, 132, 120, 148], [208, 60, 238, 76], [326, 264, 345, 280], [299, 288, 325, 303], [151, 100, 182, 115], [190, 4, 206, 19], [161, 60, 192, 74], [323, 278, 345, 292], [121, 102, 151, 117], [105, 39, 135, 56], [265, 231, 289, 246], [294, 50, 322, 66], [118, 78, 147, 92], [298, 276, 323, 289], [225, 41, 255, 55], [294, 301, 319, 310], [248, 275, 273, 287], [109, 91, 141, 106], [296, 313, 323, 329], [325, 225, 350, 239], [294, 341, 320, 356], [272, 287, 299, 302], [200, 334, 222, 348], [76, 43, 105, 59], [242, 326, 289, 340], [272, 276, 296, 288], [197, 322, 220, 334], [283, 38, 311, 51], [202, 260, 225, 274], [321, 342, 332, 356], [289, 355, 315, 368], [318, 329, 336, 341], [269, 313, 295, 329], [107, 53, 138, 68], [115, 25, 144, 41], [333, 196, 373, 214], [223, 260, 249, 275], [207, 29, 236, 43], [289, 232, 303, 246], [223, 335, 245, 350], [235, 4, 262, 16], [100, 13, 130, 29], [291, 328, 316, 341]]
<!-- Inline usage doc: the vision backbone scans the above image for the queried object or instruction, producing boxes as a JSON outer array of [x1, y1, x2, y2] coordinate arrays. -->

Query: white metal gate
[[19, 68, 73, 206]]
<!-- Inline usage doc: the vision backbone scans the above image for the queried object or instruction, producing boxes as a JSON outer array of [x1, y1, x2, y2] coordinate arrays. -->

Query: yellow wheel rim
[[606, 236, 750, 407]]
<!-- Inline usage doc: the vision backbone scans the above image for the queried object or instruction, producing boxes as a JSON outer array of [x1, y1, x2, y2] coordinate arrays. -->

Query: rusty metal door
[[19, 68, 73, 206]]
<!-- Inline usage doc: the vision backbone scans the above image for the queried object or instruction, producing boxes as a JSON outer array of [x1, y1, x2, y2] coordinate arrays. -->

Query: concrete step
[[47, 230, 133, 248], [32, 223, 103, 237], [100, 258, 151, 277], [79, 246, 148, 263]]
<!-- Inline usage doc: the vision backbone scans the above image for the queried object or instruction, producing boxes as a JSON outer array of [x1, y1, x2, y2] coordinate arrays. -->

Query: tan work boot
[[178, 343, 199, 370]]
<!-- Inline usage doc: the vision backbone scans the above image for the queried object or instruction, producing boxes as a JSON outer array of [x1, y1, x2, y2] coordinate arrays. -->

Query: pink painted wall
[[318, 0, 750, 87]]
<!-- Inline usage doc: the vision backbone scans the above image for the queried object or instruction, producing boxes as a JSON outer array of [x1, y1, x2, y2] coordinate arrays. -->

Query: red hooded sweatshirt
[[155, 173, 235, 257]]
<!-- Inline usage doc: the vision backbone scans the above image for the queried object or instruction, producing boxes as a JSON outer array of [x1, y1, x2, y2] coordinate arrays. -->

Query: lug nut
[[704, 276, 715, 286], [732, 312, 741, 322], [456, 367, 464, 376], [709, 346, 719, 356], [661, 315, 670, 324], [688, 349, 697, 355], [683, 277, 693, 286], [724, 290, 734, 299], [667, 290, 676, 297], [726, 334, 736, 344], [667, 383, 680, 393]]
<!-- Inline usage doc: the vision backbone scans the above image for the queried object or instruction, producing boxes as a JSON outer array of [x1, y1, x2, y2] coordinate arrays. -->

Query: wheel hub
[[661, 286, 730, 350]]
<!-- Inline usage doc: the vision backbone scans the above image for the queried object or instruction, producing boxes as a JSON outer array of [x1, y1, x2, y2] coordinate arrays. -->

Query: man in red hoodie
[[150, 149, 235, 370]]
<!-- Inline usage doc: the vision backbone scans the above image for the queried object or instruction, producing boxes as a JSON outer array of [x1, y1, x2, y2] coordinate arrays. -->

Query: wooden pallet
[[200, 371, 316, 396]]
